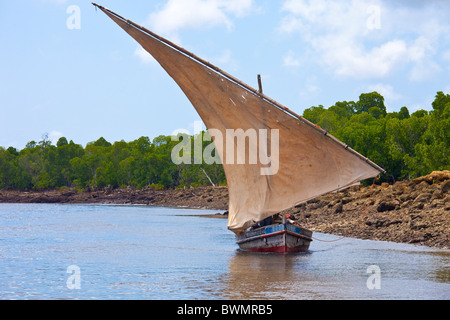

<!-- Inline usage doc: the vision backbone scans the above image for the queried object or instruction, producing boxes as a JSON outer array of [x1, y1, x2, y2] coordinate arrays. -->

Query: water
[[0, 203, 448, 300]]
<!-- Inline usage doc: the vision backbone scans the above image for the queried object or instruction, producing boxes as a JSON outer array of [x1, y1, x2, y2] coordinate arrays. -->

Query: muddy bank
[[0, 185, 229, 210], [1, 171, 449, 249]]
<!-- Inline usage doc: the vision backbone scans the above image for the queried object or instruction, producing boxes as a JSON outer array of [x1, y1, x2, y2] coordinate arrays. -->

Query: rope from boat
[[310, 176, 378, 242]]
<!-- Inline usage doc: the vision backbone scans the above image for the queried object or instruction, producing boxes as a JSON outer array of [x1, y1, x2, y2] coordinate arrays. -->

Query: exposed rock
[[376, 199, 398, 212], [332, 203, 343, 214]]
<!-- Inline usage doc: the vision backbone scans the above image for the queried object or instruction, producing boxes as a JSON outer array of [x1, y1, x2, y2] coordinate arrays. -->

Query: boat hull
[[235, 222, 312, 253]]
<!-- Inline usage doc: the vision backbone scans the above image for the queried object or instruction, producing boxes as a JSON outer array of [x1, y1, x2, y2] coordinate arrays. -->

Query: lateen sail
[[93, 4, 385, 232]]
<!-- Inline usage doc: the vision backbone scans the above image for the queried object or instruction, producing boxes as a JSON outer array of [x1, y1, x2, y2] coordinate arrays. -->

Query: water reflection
[[423, 251, 450, 283], [223, 251, 313, 299], [220, 241, 450, 300], [1, 204, 449, 300]]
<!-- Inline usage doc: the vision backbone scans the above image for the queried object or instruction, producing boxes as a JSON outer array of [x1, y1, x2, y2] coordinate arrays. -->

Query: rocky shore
[[284, 170, 449, 249], [0, 185, 229, 209], [1, 171, 448, 249]]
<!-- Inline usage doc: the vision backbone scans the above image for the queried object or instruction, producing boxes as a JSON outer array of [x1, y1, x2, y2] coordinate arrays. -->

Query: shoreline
[[1, 171, 448, 249], [0, 185, 229, 210]]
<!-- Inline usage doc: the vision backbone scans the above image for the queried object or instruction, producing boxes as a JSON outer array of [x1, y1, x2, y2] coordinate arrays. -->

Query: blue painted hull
[[235, 222, 313, 253]]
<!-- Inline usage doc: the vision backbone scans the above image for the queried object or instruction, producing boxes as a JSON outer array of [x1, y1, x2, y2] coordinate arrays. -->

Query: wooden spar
[[201, 168, 216, 187], [92, 2, 386, 175], [257, 74, 263, 94]]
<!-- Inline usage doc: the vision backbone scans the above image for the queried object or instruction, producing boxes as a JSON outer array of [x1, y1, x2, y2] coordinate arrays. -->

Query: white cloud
[[319, 38, 408, 78], [408, 37, 434, 62], [135, 0, 243, 67], [406, 36, 441, 81], [282, 0, 329, 20], [147, 0, 254, 39], [443, 50, 450, 61], [223, 0, 253, 17], [409, 60, 440, 82], [279, 0, 450, 80], [283, 50, 301, 68], [367, 84, 401, 101], [280, 0, 405, 78]]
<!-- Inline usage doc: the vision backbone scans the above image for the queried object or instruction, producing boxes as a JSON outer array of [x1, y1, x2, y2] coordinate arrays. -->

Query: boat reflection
[[221, 250, 313, 299]]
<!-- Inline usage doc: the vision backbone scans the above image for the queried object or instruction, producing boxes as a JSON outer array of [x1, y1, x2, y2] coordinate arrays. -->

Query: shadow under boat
[[235, 215, 313, 253]]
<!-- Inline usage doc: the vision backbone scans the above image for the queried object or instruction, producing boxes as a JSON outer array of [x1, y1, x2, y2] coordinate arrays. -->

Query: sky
[[1, 0, 449, 149]]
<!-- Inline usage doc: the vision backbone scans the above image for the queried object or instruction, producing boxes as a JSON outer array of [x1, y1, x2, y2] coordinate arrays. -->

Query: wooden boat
[[236, 220, 313, 253], [93, 3, 385, 253]]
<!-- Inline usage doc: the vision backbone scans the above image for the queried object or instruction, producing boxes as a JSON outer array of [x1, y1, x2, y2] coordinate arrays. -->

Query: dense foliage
[[0, 91, 448, 190], [0, 134, 226, 190], [302, 91, 449, 182]]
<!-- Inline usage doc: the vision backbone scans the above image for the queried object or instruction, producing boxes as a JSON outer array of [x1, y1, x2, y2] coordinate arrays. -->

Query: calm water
[[0, 203, 448, 300]]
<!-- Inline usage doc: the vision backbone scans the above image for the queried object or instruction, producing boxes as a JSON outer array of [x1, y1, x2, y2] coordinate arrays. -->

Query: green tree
[[7, 147, 19, 156], [431, 91, 450, 117], [406, 92, 450, 176], [0, 147, 32, 189], [91, 137, 112, 148], [54, 139, 84, 187], [0, 147, 14, 189], [411, 109, 428, 118], [70, 157, 89, 188], [18, 142, 45, 189], [336, 112, 393, 181], [385, 115, 429, 179], [83, 143, 108, 188], [355, 92, 387, 117], [328, 101, 356, 119], [302, 105, 326, 124], [398, 106, 410, 120]]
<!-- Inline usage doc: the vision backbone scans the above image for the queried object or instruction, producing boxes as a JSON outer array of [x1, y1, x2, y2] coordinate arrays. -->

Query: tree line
[[302, 91, 449, 182], [0, 134, 226, 190], [0, 91, 448, 190]]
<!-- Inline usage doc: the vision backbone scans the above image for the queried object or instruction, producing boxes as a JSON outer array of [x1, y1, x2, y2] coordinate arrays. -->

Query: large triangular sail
[[93, 3, 385, 232]]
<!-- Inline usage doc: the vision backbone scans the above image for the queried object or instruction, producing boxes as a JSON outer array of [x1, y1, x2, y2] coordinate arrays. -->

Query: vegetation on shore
[[0, 91, 448, 191]]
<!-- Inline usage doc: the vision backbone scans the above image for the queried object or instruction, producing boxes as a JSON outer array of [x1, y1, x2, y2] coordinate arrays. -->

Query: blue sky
[[1, 0, 449, 149]]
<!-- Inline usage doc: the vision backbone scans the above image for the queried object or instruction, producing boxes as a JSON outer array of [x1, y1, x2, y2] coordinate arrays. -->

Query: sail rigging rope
[[309, 176, 379, 243]]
